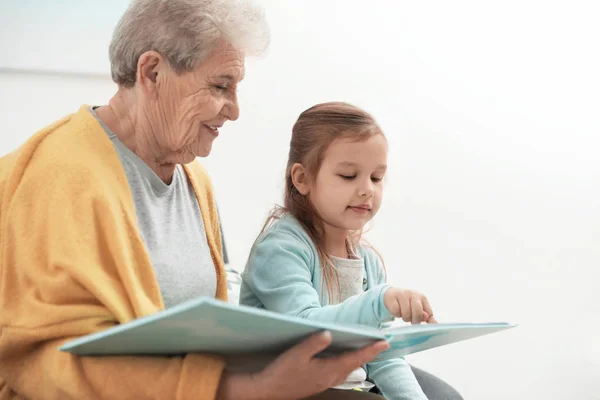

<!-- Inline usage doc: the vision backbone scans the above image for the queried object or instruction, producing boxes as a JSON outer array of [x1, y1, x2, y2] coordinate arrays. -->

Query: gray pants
[[411, 366, 463, 400], [305, 366, 463, 399]]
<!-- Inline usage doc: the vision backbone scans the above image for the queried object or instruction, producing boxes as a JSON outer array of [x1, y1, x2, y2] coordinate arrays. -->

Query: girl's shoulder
[[355, 243, 387, 284], [255, 213, 318, 257], [263, 213, 308, 238], [243, 213, 321, 276], [356, 243, 384, 268]]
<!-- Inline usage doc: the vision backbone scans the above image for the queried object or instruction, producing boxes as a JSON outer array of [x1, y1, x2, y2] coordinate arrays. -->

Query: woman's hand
[[217, 331, 389, 400], [383, 287, 437, 324]]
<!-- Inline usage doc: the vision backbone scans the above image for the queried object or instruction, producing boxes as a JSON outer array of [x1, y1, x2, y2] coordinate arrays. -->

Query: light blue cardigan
[[240, 215, 427, 400]]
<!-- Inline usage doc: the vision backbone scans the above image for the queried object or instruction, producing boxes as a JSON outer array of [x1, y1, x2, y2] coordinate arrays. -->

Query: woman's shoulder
[[0, 106, 130, 207], [182, 159, 215, 195]]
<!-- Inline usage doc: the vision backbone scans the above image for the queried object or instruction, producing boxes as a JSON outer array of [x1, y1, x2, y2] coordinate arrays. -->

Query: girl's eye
[[339, 175, 356, 180], [371, 177, 383, 182]]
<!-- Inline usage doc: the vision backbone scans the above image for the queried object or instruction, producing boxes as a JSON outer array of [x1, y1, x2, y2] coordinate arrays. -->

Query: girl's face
[[305, 134, 388, 233]]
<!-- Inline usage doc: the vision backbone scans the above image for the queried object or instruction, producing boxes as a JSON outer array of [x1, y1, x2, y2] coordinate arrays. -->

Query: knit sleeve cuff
[[372, 284, 394, 324]]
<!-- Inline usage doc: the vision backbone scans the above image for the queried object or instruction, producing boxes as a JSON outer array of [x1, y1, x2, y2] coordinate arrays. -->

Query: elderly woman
[[0, 0, 390, 399]]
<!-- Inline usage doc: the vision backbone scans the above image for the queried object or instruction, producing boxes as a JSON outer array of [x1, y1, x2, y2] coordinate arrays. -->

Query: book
[[59, 297, 515, 371]]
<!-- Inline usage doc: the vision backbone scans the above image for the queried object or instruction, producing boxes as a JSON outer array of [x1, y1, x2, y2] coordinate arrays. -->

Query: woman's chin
[[175, 142, 214, 163], [191, 137, 216, 158]]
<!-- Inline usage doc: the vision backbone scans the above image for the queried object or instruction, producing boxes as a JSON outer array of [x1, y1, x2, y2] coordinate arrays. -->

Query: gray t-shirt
[[330, 255, 375, 391], [91, 107, 216, 308]]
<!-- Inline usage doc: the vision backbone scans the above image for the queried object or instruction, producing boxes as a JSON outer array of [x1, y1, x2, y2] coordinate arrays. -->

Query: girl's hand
[[383, 287, 437, 324]]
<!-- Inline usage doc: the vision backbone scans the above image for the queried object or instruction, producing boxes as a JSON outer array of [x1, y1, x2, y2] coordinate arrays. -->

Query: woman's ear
[[136, 50, 163, 96], [291, 163, 310, 195]]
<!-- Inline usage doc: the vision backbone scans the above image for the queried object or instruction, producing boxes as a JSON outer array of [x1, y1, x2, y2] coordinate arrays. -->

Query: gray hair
[[109, 0, 270, 87]]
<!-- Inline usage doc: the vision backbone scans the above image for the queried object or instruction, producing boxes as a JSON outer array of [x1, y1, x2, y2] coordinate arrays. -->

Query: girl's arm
[[365, 248, 427, 400], [366, 358, 427, 400], [241, 230, 392, 327]]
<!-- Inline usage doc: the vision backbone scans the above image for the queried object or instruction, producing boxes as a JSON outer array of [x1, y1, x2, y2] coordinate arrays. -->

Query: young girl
[[240, 102, 435, 399]]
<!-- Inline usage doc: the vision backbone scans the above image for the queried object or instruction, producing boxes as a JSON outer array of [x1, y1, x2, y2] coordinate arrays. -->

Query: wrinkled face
[[308, 135, 388, 232], [141, 42, 244, 164]]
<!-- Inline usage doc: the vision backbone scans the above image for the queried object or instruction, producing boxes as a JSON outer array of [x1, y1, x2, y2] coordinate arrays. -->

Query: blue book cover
[[59, 297, 515, 369]]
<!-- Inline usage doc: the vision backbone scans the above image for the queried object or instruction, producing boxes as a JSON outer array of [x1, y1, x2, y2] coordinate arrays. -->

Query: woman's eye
[[339, 175, 356, 180], [214, 85, 227, 91], [371, 177, 383, 182]]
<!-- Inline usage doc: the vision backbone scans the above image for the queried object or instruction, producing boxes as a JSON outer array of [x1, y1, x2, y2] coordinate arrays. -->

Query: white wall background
[[1, 1, 599, 399]]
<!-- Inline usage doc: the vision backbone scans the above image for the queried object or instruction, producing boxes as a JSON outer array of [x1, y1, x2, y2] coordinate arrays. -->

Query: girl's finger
[[399, 293, 411, 322], [411, 298, 424, 324]]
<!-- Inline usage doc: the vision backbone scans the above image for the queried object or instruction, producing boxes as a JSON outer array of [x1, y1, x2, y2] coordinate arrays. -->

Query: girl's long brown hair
[[259, 102, 386, 303]]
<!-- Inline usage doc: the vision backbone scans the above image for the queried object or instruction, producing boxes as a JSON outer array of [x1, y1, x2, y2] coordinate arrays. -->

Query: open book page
[[58, 297, 515, 364], [374, 321, 516, 360], [381, 321, 515, 335]]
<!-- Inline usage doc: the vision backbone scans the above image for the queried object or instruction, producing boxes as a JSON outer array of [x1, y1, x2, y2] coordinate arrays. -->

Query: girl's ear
[[291, 163, 310, 195]]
